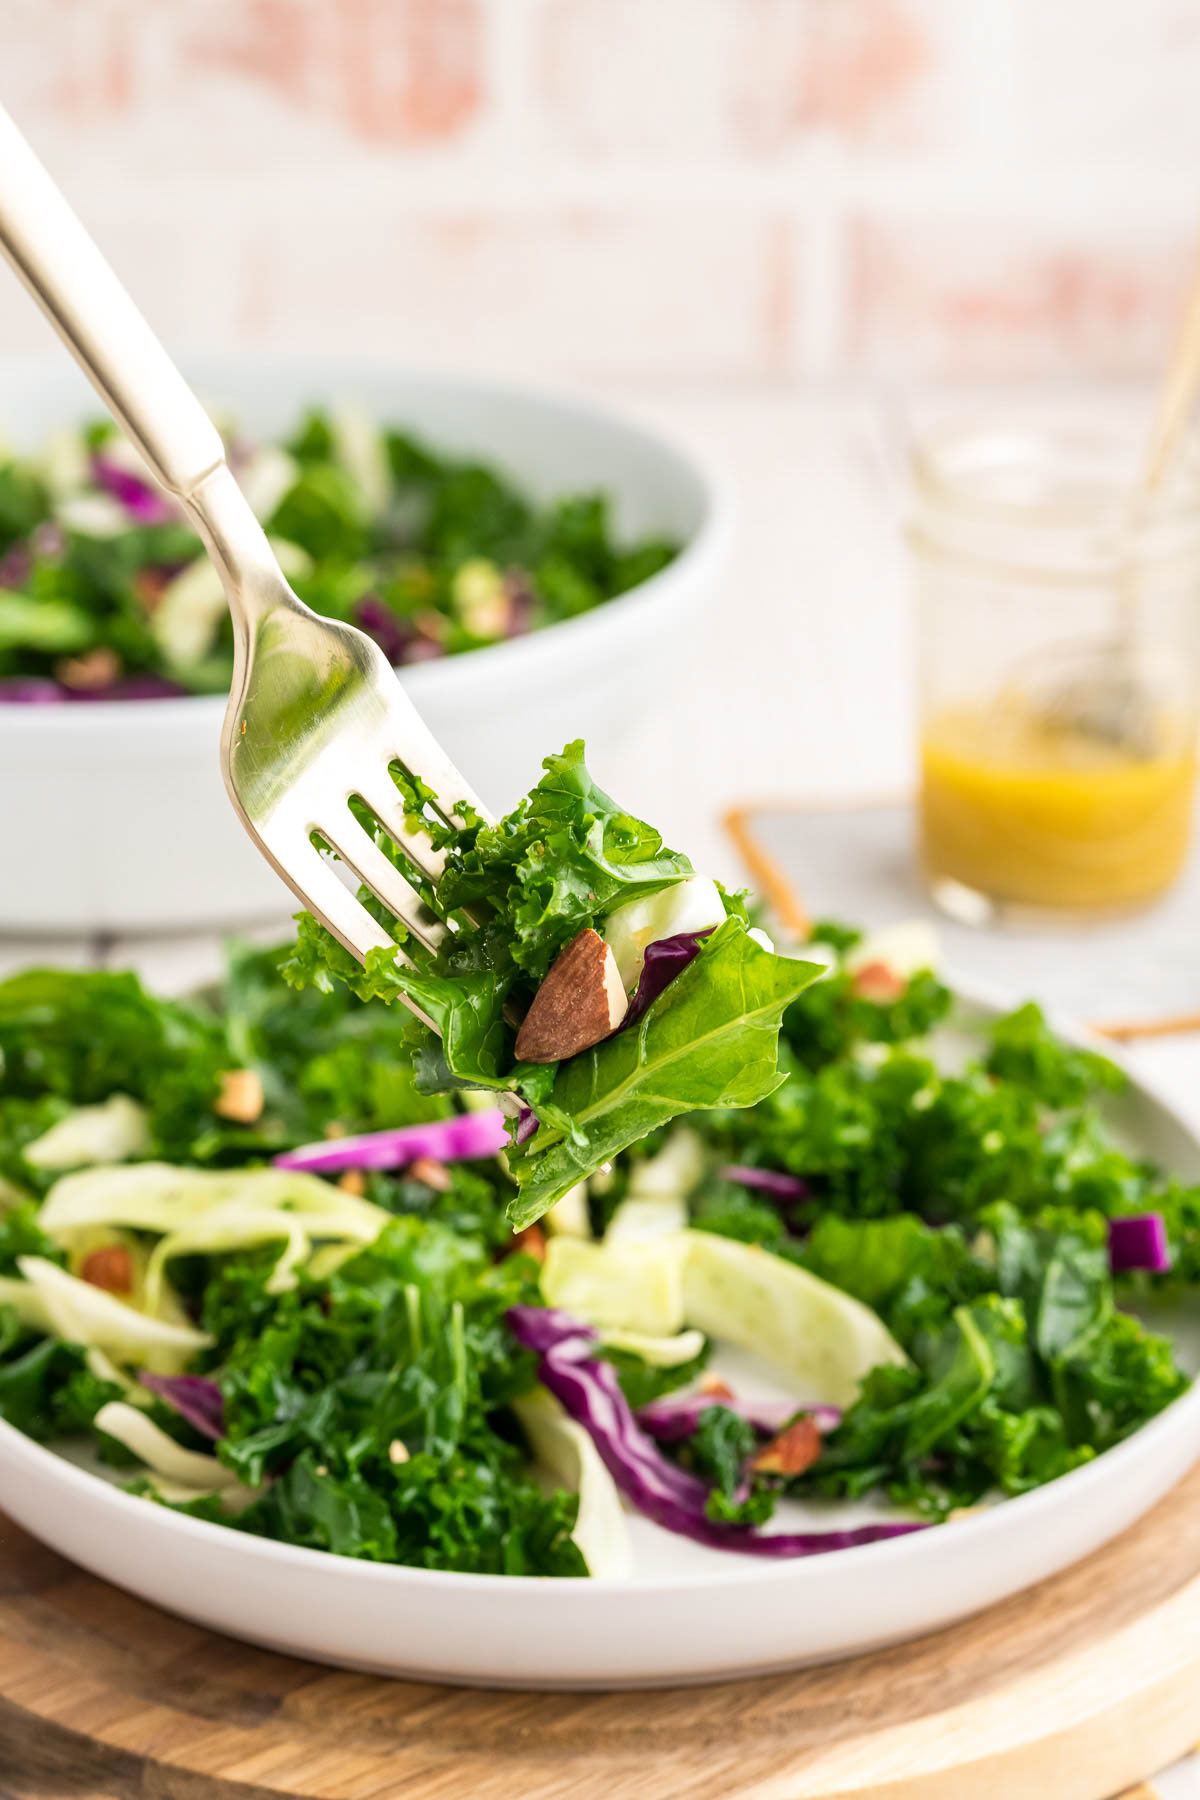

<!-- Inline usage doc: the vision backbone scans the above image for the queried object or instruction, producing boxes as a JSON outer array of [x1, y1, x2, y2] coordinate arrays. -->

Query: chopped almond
[[55, 646, 122, 691], [511, 1224, 547, 1263], [388, 1439, 411, 1465], [80, 1245, 133, 1295], [751, 1416, 823, 1478], [414, 607, 449, 644], [514, 928, 626, 1063], [213, 1069, 264, 1123], [851, 959, 907, 1004], [699, 1375, 735, 1401], [408, 1155, 452, 1192], [337, 1169, 366, 1197], [132, 568, 171, 613]]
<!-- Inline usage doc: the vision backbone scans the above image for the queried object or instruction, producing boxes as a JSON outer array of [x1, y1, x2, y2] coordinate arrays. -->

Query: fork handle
[[0, 103, 225, 500]]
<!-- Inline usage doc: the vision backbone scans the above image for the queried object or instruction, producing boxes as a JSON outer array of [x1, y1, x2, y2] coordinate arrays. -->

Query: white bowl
[[0, 354, 732, 932], [0, 992, 1196, 1687]]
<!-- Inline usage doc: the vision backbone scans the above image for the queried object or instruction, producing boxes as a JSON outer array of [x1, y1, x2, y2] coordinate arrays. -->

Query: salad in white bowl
[[0, 406, 678, 704], [0, 354, 729, 931]]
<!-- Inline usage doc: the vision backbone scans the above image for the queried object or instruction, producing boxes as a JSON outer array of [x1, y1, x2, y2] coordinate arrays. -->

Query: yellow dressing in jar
[[910, 415, 1200, 922], [920, 701, 1196, 913]]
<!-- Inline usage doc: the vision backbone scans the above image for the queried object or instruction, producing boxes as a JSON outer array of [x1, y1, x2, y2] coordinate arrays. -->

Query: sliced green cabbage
[[605, 1194, 688, 1245], [681, 1233, 908, 1407], [305, 1242, 361, 1282], [603, 1127, 704, 1245], [542, 1230, 907, 1408], [331, 406, 391, 516], [543, 1182, 591, 1239], [40, 426, 90, 498], [238, 444, 300, 521], [844, 919, 939, 981], [598, 1326, 706, 1367], [541, 1236, 687, 1336], [143, 1209, 310, 1308], [151, 537, 311, 669], [22, 1094, 149, 1172], [10, 1256, 212, 1374], [602, 878, 725, 994], [144, 1206, 377, 1305], [94, 1402, 248, 1497], [40, 1163, 389, 1304], [512, 1389, 631, 1578], [85, 1345, 153, 1406], [0, 1273, 55, 1334], [625, 1128, 706, 1200], [40, 1161, 386, 1237], [55, 492, 128, 537]]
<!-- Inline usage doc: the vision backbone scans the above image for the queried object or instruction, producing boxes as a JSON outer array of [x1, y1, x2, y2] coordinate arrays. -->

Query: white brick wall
[[0, 0, 1197, 381]]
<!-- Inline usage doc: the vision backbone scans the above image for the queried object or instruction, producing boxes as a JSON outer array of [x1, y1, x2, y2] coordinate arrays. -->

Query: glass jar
[[911, 418, 1200, 922]]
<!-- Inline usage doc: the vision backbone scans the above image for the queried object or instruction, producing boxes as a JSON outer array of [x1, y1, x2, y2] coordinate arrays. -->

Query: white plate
[[0, 993, 1198, 1689]]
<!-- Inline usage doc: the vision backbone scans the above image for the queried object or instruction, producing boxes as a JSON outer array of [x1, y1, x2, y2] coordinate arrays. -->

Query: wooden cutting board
[[3, 1461, 1200, 1800]]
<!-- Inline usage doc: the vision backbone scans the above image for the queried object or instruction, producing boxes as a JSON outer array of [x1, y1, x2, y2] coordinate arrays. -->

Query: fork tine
[[353, 782, 449, 886], [320, 812, 447, 955], [380, 704, 494, 833], [277, 841, 397, 963], [280, 846, 440, 1034]]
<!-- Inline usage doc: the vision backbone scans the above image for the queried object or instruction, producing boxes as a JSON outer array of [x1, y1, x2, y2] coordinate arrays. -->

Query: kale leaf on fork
[[284, 741, 819, 1225]]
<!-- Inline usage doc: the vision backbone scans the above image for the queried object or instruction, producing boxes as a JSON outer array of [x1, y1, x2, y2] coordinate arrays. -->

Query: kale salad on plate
[[0, 747, 1191, 1577]]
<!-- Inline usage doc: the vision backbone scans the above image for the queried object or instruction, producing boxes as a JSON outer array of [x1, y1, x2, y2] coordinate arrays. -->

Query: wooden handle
[[1142, 241, 1200, 493]]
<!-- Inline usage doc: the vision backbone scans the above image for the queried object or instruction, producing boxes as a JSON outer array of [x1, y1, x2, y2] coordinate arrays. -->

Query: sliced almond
[[699, 1375, 735, 1401], [132, 568, 171, 614], [55, 646, 122, 690], [511, 1224, 547, 1263], [337, 1169, 366, 1197], [80, 1245, 134, 1295], [514, 928, 627, 1063], [408, 1155, 452, 1192], [751, 1416, 823, 1478], [213, 1069, 264, 1123]]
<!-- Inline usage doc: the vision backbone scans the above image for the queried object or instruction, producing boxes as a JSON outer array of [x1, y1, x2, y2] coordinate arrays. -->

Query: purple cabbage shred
[[0, 677, 62, 704], [65, 674, 189, 702], [356, 595, 412, 666], [637, 1388, 841, 1444], [507, 1305, 924, 1558], [620, 929, 713, 1033], [274, 1107, 510, 1174], [1108, 1213, 1171, 1275], [721, 1165, 809, 1202], [514, 1104, 540, 1147], [92, 453, 176, 525], [139, 1372, 225, 1440]]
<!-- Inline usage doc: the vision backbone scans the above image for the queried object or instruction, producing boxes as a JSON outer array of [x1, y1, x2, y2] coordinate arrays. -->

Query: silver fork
[[0, 105, 491, 993]]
